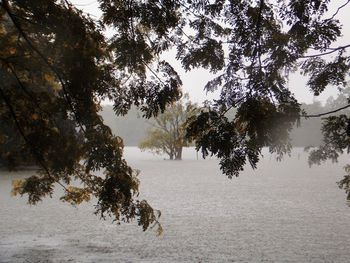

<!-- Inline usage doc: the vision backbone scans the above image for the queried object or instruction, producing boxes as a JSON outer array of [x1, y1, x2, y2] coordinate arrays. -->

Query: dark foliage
[[1, 0, 350, 232]]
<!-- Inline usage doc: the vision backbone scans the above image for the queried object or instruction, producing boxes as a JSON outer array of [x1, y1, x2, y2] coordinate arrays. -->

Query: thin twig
[[327, 0, 350, 20], [143, 62, 165, 85]]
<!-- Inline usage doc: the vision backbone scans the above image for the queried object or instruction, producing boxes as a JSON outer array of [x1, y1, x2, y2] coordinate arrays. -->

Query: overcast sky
[[72, 0, 350, 105]]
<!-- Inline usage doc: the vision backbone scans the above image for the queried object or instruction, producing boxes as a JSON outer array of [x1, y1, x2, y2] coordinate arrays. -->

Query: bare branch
[[142, 62, 165, 85], [146, 119, 170, 133], [301, 44, 350, 59], [303, 104, 350, 118], [327, 0, 350, 20]]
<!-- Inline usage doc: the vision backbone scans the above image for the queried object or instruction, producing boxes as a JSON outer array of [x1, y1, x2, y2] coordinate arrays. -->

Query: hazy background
[[100, 101, 332, 147]]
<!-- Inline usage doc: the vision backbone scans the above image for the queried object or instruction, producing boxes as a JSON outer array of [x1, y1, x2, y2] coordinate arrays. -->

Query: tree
[[139, 95, 198, 160], [2, 0, 350, 233], [0, 0, 183, 234]]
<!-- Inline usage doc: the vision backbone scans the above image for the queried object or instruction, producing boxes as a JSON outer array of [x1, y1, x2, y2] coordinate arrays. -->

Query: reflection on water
[[1, 147, 350, 262]]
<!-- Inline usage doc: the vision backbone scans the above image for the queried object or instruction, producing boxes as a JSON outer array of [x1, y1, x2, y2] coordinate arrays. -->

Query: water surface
[[1, 148, 349, 262]]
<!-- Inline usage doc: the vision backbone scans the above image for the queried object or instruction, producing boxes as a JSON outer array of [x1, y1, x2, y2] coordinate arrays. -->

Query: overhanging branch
[[301, 44, 350, 59], [303, 104, 350, 118], [2, 0, 86, 133], [0, 85, 68, 192], [328, 0, 350, 20]]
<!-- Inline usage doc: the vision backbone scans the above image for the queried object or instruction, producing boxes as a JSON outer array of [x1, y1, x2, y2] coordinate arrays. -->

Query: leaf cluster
[[2, 0, 350, 232]]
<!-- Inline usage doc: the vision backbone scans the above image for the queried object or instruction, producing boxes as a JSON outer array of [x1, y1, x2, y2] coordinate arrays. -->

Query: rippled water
[[1, 147, 350, 262]]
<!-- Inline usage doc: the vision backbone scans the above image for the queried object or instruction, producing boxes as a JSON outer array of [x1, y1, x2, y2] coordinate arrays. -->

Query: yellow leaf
[[44, 73, 55, 82], [0, 25, 6, 35], [8, 47, 16, 55], [11, 180, 24, 196], [31, 113, 39, 120]]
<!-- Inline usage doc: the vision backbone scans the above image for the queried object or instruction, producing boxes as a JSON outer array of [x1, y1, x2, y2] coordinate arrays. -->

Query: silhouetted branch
[[2, 0, 86, 133], [303, 104, 350, 118], [0, 85, 68, 192], [301, 44, 350, 58], [0, 58, 57, 122], [328, 0, 350, 20]]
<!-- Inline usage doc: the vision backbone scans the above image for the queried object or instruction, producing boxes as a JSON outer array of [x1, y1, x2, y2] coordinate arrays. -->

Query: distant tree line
[[292, 89, 350, 147], [100, 90, 350, 150], [4, 91, 348, 167]]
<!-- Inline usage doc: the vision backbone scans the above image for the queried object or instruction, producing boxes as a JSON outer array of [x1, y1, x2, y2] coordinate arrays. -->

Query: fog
[[1, 148, 350, 262]]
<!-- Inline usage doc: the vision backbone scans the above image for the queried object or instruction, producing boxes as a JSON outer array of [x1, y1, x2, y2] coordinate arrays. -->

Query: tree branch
[[0, 85, 68, 192], [327, 0, 350, 20], [301, 44, 350, 59], [2, 0, 86, 133], [146, 119, 170, 133], [303, 104, 350, 118], [0, 58, 57, 123]]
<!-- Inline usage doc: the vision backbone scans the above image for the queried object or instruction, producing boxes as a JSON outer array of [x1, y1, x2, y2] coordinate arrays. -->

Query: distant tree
[[101, 106, 150, 146], [139, 96, 198, 160]]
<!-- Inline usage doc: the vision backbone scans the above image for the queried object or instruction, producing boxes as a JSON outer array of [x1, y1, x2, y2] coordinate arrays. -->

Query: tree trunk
[[175, 147, 182, 160]]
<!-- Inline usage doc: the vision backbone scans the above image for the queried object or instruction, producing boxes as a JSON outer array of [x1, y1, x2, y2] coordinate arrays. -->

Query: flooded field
[[1, 147, 350, 262]]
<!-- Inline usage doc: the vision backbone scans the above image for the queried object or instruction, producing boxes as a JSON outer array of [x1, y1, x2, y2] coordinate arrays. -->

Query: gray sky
[[72, 0, 350, 105]]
